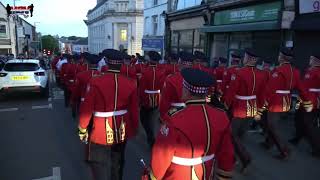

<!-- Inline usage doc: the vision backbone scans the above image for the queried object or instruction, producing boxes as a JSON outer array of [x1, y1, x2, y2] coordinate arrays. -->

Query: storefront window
[[211, 33, 228, 58], [179, 30, 193, 47]]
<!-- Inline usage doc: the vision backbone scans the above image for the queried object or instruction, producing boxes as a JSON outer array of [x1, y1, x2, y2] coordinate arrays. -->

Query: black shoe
[[288, 137, 300, 146], [240, 159, 251, 174], [273, 151, 290, 161]]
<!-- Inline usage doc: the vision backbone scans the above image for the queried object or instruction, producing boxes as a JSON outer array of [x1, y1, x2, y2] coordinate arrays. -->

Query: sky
[[1, 0, 96, 37]]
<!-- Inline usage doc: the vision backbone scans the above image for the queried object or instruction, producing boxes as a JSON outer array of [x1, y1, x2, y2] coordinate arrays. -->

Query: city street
[[0, 74, 319, 180]]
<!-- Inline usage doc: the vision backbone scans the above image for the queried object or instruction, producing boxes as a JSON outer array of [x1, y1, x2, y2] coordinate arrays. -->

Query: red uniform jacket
[[59, 63, 70, 86], [302, 66, 320, 109], [166, 64, 179, 75], [224, 66, 267, 118], [159, 73, 183, 122], [120, 64, 137, 79], [100, 65, 108, 74], [139, 65, 166, 108], [212, 66, 227, 95], [64, 63, 77, 91], [222, 66, 240, 93], [79, 72, 139, 145], [264, 63, 310, 112], [71, 70, 101, 105], [151, 100, 234, 180]]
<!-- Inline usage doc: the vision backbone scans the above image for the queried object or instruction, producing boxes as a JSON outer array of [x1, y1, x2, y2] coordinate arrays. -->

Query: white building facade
[[86, 0, 144, 55], [0, 3, 17, 56], [142, 0, 167, 54]]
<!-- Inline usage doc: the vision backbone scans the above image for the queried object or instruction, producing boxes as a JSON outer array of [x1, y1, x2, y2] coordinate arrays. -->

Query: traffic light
[[43, 49, 46, 54], [47, 50, 51, 55]]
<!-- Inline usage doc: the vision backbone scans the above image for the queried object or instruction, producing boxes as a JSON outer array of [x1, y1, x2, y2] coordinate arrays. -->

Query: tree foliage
[[41, 35, 58, 52]]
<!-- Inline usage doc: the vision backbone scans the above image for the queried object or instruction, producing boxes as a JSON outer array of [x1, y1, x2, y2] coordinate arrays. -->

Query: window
[[152, 15, 158, 36], [4, 63, 39, 72], [144, 17, 149, 35], [154, 0, 158, 6], [176, 0, 202, 11], [120, 29, 127, 41], [0, 25, 6, 35]]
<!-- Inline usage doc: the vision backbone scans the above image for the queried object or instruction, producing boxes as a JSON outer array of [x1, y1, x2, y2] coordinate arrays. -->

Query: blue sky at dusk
[[1, 0, 96, 37]]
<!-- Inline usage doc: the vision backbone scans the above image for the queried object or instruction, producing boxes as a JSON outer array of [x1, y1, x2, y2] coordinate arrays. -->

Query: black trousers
[[140, 107, 159, 147], [264, 112, 290, 155], [293, 109, 320, 152], [87, 142, 126, 180], [63, 88, 70, 107], [232, 118, 251, 166]]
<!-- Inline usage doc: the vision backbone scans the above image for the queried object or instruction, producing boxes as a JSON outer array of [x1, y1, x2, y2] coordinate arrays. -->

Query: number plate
[[11, 76, 30, 80]]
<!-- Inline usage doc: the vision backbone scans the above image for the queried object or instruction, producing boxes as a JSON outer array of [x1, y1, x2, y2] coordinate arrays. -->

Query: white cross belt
[[235, 95, 256, 100], [309, 88, 320, 93], [171, 154, 215, 166], [145, 90, 161, 94], [171, 103, 186, 107], [94, 110, 128, 118], [276, 90, 290, 94]]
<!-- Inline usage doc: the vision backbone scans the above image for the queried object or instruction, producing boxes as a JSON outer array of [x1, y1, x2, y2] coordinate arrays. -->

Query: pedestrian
[[224, 48, 267, 172], [78, 49, 139, 180], [261, 47, 313, 160], [159, 51, 194, 123], [149, 68, 234, 180], [289, 53, 320, 157], [139, 51, 166, 147]]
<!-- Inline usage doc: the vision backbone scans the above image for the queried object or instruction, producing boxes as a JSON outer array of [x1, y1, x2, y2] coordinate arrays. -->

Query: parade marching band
[[51, 47, 320, 180]]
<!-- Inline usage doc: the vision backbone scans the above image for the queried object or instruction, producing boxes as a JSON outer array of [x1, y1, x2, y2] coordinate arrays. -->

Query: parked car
[[0, 59, 49, 97]]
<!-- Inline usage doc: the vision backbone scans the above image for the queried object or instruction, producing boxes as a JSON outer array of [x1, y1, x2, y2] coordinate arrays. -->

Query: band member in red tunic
[[150, 68, 234, 180], [212, 57, 227, 97], [224, 49, 268, 172], [139, 51, 166, 147], [193, 51, 211, 74], [71, 54, 101, 113], [221, 52, 241, 94], [78, 49, 139, 180], [262, 48, 313, 160], [159, 52, 194, 123], [289, 54, 320, 157]]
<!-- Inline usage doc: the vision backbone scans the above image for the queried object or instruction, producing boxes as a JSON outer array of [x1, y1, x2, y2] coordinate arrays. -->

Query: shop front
[[292, 0, 320, 70], [201, 1, 283, 65]]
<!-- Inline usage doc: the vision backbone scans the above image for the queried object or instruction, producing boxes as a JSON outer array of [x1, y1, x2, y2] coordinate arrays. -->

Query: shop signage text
[[214, 2, 281, 25], [142, 38, 164, 51], [299, 0, 320, 14]]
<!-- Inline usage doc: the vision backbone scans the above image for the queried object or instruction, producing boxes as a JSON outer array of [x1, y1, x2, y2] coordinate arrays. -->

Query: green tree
[[41, 35, 59, 53]]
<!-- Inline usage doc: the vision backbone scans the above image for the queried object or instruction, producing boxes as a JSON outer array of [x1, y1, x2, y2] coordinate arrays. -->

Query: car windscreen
[[4, 63, 40, 72]]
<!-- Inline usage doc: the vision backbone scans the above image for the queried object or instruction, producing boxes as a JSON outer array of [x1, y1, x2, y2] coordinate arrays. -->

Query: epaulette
[[168, 106, 185, 117]]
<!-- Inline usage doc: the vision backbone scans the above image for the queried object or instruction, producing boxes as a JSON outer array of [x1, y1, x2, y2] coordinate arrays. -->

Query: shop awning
[[200, 21, 280, 32], [292, 16, 320, 31]]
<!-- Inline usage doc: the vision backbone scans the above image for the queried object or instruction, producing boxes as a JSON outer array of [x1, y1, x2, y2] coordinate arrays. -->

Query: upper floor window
[[152, 15, 158, 36], [0, 25, 7, 37], [175, 0, 202, 11]]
